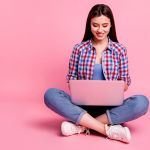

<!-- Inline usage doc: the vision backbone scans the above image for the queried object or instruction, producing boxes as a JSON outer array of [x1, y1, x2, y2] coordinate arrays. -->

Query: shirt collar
[[88, 37, 113, 52]]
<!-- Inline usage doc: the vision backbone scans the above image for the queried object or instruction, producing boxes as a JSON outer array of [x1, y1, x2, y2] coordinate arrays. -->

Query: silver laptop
[[69, 80, 124, 106]]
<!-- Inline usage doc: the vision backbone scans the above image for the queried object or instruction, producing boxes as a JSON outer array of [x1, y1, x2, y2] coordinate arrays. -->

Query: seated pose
[[44, 4, 149, 143]]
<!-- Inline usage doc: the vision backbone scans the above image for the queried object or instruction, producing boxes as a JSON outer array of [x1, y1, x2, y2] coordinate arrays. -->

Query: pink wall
[[1, 0, 150, 101]]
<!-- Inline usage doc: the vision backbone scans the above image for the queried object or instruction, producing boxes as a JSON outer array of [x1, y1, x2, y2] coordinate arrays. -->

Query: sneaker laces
[[75, 125, 85, 134], [75, 126, 90, 135], [85, 129, 90, 135]]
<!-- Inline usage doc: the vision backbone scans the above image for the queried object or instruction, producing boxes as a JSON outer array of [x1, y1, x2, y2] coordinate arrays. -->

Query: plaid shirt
[[66, 38, 131, 86]]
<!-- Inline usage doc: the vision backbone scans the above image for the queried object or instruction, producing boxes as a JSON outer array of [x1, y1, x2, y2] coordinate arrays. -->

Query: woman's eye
[[92, 24, 98, 27]]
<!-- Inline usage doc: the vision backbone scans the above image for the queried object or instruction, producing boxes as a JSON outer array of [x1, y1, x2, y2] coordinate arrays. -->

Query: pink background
[[1, 0, 150, 99], [0, 0, 150, 149]]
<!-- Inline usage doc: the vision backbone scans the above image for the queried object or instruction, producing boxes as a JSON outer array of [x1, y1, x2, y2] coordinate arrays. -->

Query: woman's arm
[[66, 44, 80, 83], [118, 46, 131, 91]]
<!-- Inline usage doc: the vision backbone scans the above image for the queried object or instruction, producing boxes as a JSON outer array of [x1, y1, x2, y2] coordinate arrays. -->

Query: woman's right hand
[[68, 83, 70, 90]]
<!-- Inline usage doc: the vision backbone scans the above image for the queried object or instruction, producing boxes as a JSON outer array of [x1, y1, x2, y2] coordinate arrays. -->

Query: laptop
[[69, 80, 124, 106]]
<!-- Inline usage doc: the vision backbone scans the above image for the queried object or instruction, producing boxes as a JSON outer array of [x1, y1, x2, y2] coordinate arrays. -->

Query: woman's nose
[[98, 26, 103, 32]]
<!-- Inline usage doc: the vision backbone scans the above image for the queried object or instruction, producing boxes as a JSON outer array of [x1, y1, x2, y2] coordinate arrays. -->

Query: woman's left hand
[[124, 82, 128, 92]]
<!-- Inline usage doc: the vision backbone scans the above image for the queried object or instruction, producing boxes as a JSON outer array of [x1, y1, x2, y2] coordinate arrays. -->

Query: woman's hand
[[124, 82, 128, 92], [68, 83, 70, 90]]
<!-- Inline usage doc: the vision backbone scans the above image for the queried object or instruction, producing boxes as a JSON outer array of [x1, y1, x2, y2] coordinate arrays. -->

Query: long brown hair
[[82, 4, 118, 42]]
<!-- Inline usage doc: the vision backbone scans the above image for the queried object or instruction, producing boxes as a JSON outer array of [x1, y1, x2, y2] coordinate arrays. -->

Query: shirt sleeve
[[118, 47, 131, 86], [66, 44, 80, 83]]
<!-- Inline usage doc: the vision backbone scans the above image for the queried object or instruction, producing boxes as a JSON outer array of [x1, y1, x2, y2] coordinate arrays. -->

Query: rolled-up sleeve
[[66, 44, 80, 83], [118, 47, 131, 86]]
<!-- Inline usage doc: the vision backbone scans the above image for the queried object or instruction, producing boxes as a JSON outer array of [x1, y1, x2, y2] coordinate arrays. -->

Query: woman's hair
[[82, 4, 118, 42]]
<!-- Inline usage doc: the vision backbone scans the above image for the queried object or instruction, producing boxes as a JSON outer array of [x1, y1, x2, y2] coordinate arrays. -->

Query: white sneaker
[[61, 121, 87, 136], [105, 124, 131, 143]]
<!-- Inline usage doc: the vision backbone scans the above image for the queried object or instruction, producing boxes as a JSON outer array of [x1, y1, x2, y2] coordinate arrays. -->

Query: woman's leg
[[96, 113, 109, 124], [44, 88, 107, 134], [44, 88, 107, 131], [44, 88, 87, 124], [96, 95, 149, 125], [44, 88, 131, 143], [79, 112, 107, 135]]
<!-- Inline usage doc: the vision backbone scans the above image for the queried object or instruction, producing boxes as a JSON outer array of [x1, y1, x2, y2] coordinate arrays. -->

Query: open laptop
[[69, 80, 124, 106]]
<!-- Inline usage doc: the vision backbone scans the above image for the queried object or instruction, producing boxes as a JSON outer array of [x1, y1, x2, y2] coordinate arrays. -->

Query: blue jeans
[[44, 88, 149, 125]]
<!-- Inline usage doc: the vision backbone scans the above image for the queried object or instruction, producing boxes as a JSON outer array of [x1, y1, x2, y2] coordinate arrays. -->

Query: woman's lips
[[96, 33, 104, 37]]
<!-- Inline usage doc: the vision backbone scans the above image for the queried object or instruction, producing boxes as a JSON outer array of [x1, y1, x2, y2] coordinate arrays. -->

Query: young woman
[[44, 4, 149, 143]]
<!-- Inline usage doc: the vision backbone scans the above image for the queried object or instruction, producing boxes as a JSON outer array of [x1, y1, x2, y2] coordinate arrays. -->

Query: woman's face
[[90, 15, 111, 41]]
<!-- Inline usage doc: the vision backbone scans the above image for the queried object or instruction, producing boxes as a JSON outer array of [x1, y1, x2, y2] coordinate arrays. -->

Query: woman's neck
[[92, 37, 108, 46]]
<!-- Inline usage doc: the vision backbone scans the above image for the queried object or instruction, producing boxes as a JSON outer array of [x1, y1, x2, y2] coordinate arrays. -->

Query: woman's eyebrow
[[102, 23, 109, 25], [92, 22, 99, 24], [92, 22, 109, 24]]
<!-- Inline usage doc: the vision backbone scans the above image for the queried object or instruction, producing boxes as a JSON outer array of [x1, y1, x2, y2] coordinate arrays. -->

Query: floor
[[1, 92, 150, 150]]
